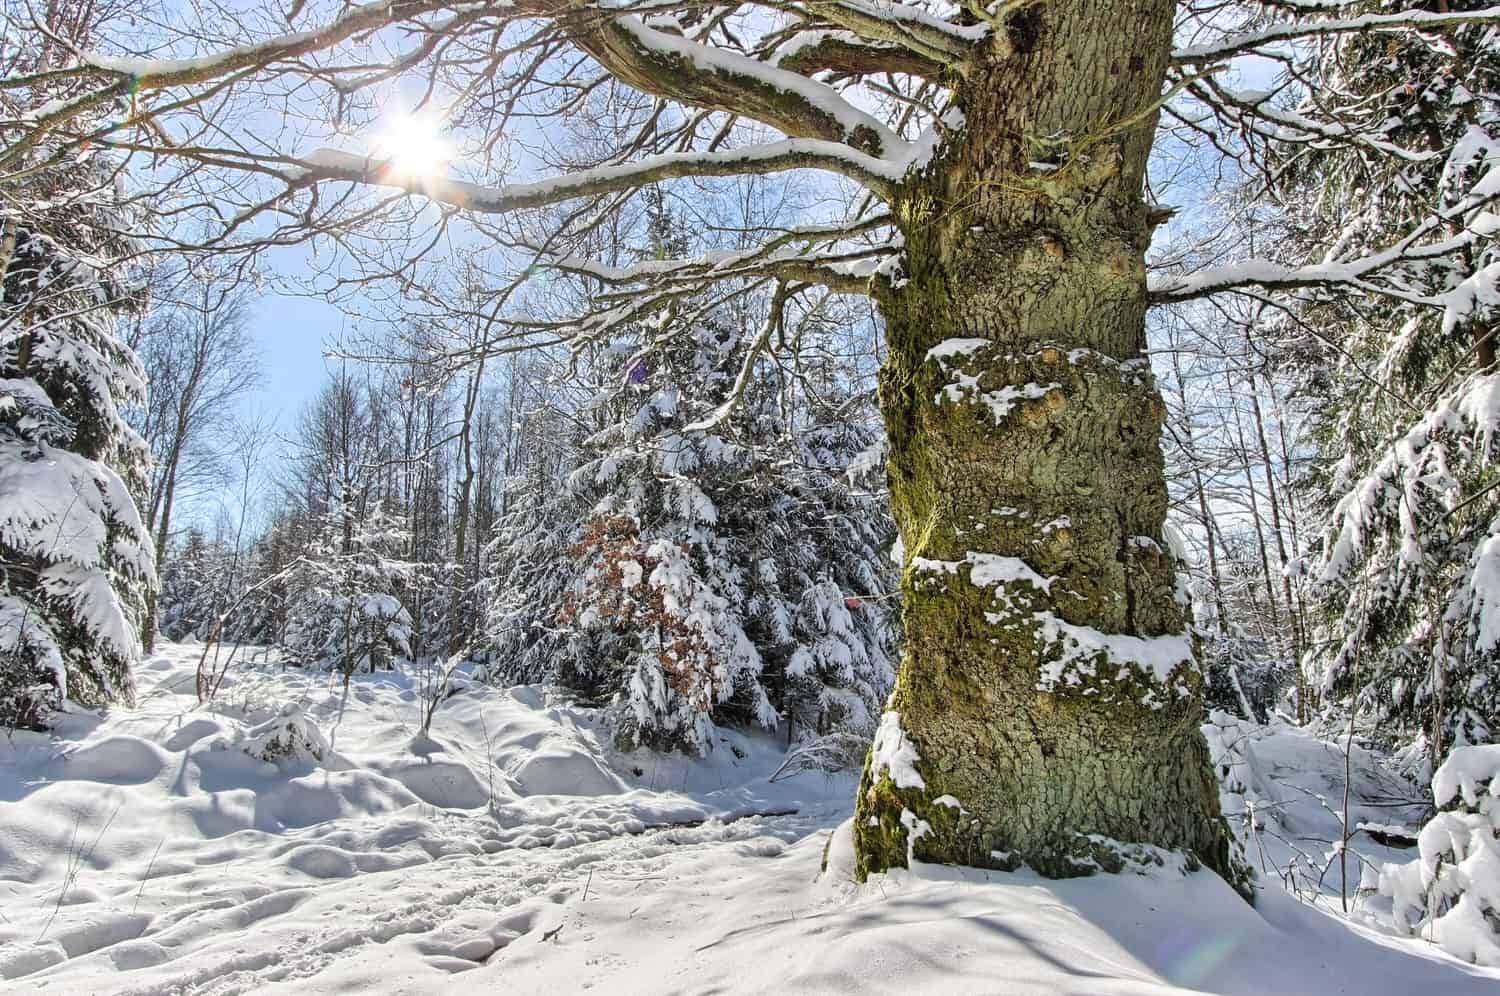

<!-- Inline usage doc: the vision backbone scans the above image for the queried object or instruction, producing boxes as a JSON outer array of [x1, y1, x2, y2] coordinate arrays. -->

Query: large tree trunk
[[854, 0, 1247, 897]]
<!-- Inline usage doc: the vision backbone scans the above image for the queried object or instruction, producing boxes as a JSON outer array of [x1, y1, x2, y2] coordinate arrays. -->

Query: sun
[[371, 110, 452, 181]]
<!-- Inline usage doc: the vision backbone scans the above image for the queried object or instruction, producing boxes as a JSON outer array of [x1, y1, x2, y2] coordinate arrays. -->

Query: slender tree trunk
[[1266, 383, 1314, 659], [449, 355, 485, 655], [1247, 370, 1308, 710], [141, 434, 185, 654], [0, 218, 17, 290], [1225, 371, 1290, 677], [1168, 356, 1255, 720], [1168, 353, 1231, 629], [3, 219, 33, 375], [853, 0, 1245, 897]]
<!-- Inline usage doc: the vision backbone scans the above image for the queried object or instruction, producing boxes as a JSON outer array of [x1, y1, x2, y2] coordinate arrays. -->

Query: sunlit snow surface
[[0, 646, 1496, 994]]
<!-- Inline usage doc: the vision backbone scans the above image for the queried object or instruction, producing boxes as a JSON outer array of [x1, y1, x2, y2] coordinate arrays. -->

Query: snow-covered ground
[[0, 645, 1496, 994]]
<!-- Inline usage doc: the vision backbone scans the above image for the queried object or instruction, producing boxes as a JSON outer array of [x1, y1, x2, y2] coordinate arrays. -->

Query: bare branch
[[1174, 7, 1500, 65]]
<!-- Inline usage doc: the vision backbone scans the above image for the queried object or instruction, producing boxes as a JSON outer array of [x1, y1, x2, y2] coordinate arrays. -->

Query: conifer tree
[[1265, 5, 1500, 761], [0, 159, 154, 726], [283, 500, 415, 677], [489, 194, 895, 753]]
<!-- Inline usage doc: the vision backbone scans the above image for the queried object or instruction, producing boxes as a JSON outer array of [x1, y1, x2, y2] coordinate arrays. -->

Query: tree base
[[851, 717, 1256, 904]]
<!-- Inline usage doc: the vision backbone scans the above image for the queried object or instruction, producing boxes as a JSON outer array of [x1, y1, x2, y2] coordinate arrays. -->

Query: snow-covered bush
[[235, 703, 330, 765], [1197, 619, 1282, 724], [559, 515, 745, 750], [286, 582, 413, 677], [1368, 745, 1500, 966]]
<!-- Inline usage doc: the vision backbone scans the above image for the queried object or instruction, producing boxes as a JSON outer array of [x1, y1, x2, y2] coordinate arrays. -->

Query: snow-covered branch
[[1179, 76, 1438, 163], [286, 139, 903, 211], [1173, 7, 1500, 64], [1151, 167, 1500, 309], [566, 14, 910, 158], [772, 30, 947, 80], [800, 0, 983, 73]]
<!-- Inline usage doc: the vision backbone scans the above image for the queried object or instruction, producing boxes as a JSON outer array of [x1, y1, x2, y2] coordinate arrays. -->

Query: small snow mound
[[0, 941, 66, 980], [51, 735, 166, 784], [733, 836, 786, 858], [107, 939, 171, 970], [508, 685, 545, 709], [414, 908, 529, 964], [238, 703, 329, 764], [509, 742, 625, 797], [369, 757, 489, 809], [821, 817, 858, 884], [49, 911, 151, 958], [162, 716, 224, 751], [285, 843, 358, 879]]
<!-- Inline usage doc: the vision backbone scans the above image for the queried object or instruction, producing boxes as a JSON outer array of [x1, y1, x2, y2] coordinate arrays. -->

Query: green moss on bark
[[852, 0, 1251, 903]]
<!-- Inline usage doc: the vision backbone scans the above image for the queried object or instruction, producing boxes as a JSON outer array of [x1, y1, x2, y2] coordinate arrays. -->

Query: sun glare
[[372, 111, 452, 181]]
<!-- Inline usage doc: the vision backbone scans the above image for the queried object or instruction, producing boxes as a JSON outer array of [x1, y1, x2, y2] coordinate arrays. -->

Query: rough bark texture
[[853, 0, 1250, 898]]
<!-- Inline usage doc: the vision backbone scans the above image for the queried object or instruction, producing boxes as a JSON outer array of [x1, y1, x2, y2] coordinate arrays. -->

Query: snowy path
[[2, 646, 1498, 994], [11, 805, 828, 994], [0, 645, 850, 993]]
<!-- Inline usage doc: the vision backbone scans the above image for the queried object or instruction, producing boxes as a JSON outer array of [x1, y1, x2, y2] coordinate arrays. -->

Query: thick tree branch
[[801, 1, 980, 73], [285, 138, 900, 211], [773, 31, 948, 81], [563, 14, 907, 157]]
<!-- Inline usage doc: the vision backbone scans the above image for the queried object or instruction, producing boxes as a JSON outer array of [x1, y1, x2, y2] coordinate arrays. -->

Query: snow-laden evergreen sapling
[[784, 579, 889, 741], [489, 329, 896, 752], [0, 154, 155, 729], [156, 527, 228, 642], [283, 499, 414, 679], [1365, 744, 1500, 966]]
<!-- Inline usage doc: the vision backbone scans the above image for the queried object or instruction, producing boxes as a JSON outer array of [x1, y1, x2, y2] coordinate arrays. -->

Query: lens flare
[[371, 110, 451, 181]]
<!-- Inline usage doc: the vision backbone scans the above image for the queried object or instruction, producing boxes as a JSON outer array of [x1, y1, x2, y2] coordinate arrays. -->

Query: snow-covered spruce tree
[[155, 522, 260, 646], [488, 212, 896, 753], [38, 0, 1500, 890], [283, 500, 414, 677], [265, 369, 414, 674], [156, 527, 220, 641], [0, 146, 155, 727], [1249, 5, 1500, 761], [784, 579, 894, 743], [484, 450, 587, 688]]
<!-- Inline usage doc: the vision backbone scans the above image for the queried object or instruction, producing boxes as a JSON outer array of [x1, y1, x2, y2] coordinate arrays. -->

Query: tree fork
[[852, 0, 1249, 898]]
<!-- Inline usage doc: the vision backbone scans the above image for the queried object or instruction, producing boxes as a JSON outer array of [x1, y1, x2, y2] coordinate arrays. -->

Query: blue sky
[[240, 290, 339, 428]]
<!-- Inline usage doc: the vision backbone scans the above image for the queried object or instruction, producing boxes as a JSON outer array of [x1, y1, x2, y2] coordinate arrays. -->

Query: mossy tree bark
[[852, 0, 1249, 896]]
